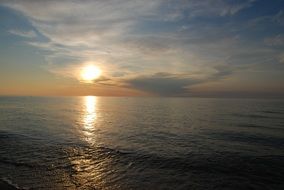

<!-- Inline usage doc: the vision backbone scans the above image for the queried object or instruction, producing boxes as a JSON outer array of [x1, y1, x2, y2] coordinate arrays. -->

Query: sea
[[0, 96, 283, 190]]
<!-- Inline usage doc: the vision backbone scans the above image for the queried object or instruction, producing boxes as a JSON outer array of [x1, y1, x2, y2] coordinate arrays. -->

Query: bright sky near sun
[[81, 65, 101, 82], [0, 0, 284, 97]]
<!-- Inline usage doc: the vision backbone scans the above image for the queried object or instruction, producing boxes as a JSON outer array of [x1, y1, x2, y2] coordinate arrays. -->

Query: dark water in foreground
[[0, 97, 283, 190]]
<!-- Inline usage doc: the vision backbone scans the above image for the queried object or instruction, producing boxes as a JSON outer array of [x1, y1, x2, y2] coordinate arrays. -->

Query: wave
[[233, 113, 283, 119], [0, 177, 28, 190], [261, 110, 284, 114], [237, 123, 284, 131]]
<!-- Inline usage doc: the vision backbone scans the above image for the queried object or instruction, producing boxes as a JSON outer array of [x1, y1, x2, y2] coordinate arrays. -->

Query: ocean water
[[0, 96, 283, 190]]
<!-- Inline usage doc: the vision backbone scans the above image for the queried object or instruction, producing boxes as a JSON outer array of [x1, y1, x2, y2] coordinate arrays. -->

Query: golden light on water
[[71, 96, 103, 188], [81, 65, 101, 82], [83, 96, 97, 130], [86, 96, 96, 114]]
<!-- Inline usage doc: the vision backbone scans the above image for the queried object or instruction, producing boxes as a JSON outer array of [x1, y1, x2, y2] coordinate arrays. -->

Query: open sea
[[0, 96, 283, 190]]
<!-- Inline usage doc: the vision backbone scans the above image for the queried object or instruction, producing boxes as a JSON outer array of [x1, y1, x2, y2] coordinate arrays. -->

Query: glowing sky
[[0, 0, 284, 97]]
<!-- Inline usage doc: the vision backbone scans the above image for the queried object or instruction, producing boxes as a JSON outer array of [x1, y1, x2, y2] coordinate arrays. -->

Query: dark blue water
[[0, 97, 283, 189]]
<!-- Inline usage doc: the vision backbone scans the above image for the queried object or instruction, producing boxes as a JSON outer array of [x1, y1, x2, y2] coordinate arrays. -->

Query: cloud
[[2, 0, 256, 51], [273, 10, 284, 25], [264, 35, 284, 46], [126, 72, 200, 96], [9, 29, 37, 38], [279, 53, 284, 64], [125, 67, 233, 96], [164, 0, 255, 20], [3, 1, 160, 44]]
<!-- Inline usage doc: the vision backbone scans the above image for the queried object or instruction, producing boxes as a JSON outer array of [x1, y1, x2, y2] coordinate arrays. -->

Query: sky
[[0, 0, 284, 97]]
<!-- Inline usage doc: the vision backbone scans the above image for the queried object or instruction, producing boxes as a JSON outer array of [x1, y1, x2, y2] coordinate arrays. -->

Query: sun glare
[[81, 65, 101, 82]]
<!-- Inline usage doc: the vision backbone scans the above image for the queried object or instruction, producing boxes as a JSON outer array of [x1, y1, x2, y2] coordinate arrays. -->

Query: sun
[[81, 65, 101, 82]]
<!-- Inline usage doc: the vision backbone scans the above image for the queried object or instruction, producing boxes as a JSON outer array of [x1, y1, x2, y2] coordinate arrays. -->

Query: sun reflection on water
[[68, 96, 109, 188], [82, 96, 97, 142], [84, 96, 97, 129]]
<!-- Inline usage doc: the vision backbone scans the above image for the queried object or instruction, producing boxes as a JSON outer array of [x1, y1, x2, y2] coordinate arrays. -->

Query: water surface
[[0, 97, 283, 189]]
